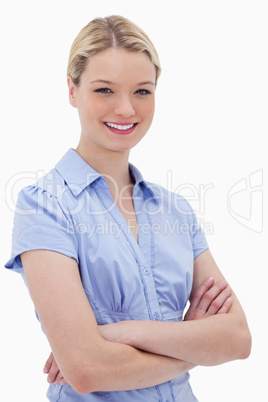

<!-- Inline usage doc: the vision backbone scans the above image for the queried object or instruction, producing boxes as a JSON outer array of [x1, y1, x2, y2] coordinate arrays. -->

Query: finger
[[54, 371, 68, 385], [43, 352, 53, 374], [206, 286, 232, 316], [47, 358, 60, 384], [189, 277, 215, 311], [54, 371, 68, 386], [217, 297, 233, 315], [54, 371, 63, 385], [198, 280, 228, 312]]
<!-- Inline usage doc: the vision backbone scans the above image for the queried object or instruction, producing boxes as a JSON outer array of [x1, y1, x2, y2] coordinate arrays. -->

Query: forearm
[[101, 313, 251, 367], [79, 340, 195, 393]]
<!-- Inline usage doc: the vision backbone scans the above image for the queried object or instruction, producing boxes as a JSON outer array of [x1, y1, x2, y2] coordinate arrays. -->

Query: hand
[[43, 352, 68, 386], [43, 278, 232, 382], [184, 277, 233, 321]]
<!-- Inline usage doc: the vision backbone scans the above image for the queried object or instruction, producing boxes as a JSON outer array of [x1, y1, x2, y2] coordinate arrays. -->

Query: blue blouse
[[5, 148, 208, 401]]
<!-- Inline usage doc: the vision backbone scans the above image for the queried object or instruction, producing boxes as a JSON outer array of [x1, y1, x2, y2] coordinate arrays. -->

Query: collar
[[55, 148, 160, 204]]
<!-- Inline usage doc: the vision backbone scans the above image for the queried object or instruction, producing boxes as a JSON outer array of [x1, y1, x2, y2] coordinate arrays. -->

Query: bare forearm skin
[[101, 314, 251, 367], [73, 340, 195, 394], [22, 250, 196, 394]]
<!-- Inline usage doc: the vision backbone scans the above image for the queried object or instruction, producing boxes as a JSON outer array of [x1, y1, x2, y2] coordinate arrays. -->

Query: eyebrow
[[90, 79, 155, 86]]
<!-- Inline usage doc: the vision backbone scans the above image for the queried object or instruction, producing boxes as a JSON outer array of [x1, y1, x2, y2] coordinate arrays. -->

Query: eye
[[94, 88, 112, 94], [135, 89, 152, 95]]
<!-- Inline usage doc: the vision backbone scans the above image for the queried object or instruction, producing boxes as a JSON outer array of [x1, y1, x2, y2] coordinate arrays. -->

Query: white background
[[0, 1, 267, 401]]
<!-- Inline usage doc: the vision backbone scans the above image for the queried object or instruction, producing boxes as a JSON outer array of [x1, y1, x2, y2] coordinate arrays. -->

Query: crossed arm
[[21, 249, 251, 393]]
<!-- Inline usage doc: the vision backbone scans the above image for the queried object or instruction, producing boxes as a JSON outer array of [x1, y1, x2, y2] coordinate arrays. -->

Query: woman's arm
[[44, 273, 232, 385], [21, 249, 194, 394], [99, 250, 252, 366]]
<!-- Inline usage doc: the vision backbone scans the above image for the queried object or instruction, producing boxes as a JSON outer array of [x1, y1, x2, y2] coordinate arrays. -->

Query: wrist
[[119, 320, 137, 345]]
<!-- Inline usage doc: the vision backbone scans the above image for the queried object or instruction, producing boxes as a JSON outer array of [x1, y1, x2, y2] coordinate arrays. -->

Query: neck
[[75, 137, 134, 193]]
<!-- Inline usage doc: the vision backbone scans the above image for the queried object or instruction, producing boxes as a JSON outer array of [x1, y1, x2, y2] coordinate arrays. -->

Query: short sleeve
[[5, 185, 79, 273], [183, 198, 209, 259], [191, 215, 209, 259]]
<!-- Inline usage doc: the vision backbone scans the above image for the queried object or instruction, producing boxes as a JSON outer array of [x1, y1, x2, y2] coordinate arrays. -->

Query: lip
[[103, 122, 138, 135]]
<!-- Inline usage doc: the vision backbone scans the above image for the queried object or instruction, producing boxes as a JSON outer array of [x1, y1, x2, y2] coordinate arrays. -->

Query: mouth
[[104, 122, 138, 135]]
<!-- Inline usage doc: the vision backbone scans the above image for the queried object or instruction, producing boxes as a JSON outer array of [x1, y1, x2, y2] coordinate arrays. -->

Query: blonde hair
[[67, 15, 161, 86]]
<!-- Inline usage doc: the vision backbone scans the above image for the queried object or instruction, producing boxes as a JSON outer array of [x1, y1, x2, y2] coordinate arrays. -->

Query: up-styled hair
[[67, 15, 161, 86]]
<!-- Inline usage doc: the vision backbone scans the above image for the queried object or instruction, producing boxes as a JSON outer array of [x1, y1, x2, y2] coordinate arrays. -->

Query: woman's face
[[68, 48, 156, 152]]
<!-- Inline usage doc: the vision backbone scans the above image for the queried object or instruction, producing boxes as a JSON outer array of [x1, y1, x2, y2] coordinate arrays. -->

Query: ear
[[67, 76, 78, 108]]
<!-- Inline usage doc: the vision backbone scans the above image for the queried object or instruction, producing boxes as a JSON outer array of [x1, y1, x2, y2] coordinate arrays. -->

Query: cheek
[[91, 98, 109, 111], [83, 98, 109, 122], [139, 99, 155, 121]]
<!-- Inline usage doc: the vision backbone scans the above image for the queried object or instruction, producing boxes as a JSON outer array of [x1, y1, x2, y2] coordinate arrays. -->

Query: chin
[[107, 137, 143, 152], [109, 145, 134, 152]]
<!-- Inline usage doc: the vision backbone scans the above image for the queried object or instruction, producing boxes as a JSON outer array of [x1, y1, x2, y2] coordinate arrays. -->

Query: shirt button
[[143, 268, 150, 275], [154, 312, 160, 320]]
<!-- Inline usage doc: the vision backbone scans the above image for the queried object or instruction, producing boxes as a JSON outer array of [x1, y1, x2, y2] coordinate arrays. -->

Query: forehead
[[82, 48, 156, 84]]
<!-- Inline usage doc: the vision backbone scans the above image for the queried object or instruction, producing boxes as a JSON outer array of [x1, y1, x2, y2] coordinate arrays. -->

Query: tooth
[[106, 123, 134, 130]]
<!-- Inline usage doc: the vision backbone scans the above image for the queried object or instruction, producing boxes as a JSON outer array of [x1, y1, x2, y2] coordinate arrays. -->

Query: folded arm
[[21, 250, 194, 394], [99, 250, 252, 366]]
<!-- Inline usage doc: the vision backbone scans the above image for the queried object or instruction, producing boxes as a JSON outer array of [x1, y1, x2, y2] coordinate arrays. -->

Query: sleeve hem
[[194, 246, 209, 259]]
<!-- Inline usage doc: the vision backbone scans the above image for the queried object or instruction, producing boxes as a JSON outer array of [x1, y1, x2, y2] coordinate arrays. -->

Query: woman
[[5, 15, 251, 401]]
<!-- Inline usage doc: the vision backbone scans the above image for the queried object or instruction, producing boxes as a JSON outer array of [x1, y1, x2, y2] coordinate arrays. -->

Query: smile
[[105, 122, 136, 130], [104, 122, 138, 135]]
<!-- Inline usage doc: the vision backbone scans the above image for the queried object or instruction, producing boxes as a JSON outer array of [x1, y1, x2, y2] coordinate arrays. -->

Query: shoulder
[[17, 168, 72, 211], [11, 169, 78, 265], [29, 167, 68, 197]]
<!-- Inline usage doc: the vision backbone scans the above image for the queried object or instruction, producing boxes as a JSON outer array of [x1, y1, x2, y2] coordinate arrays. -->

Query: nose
[[114, 95, 135, 118]]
